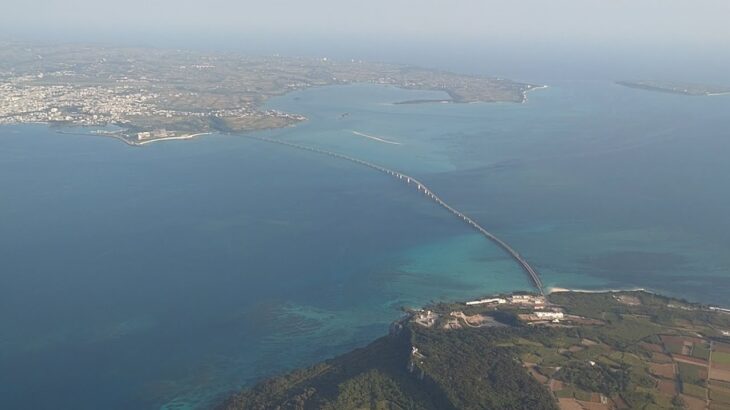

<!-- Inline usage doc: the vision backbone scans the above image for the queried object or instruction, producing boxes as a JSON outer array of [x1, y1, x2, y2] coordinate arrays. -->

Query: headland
[[0, 41, 538, 145], [219, 290, 730, 410]]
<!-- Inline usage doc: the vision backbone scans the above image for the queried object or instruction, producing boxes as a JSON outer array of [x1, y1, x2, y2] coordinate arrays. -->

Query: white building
[[137, 131, 151, 140], [466, 298, 507, 306], [534, 311, 564, 320]]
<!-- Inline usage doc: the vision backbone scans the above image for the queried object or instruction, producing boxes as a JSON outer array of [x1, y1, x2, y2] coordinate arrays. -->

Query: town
[[0, 41, 535, 144], [0, 71, 306, 145]]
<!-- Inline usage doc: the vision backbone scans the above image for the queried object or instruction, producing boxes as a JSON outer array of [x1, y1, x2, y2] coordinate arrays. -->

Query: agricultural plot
[[681, 393, 707, 410], [681, 382, 706, 399], [712, 351, 730, 365], [711, 343, 730, 383], [520, 291, 730, 410], [709, 384, 730, 404], [678, 362, 708, 385], [649, 363, 675, 379], [692, 344, 711, 361]]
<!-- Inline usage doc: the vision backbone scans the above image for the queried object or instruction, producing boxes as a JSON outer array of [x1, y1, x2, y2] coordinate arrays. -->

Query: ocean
[[1, 81, 729, 409]]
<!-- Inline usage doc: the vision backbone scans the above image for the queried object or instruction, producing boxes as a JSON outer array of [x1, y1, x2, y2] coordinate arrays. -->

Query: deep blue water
[[1, 81, 730, 409]]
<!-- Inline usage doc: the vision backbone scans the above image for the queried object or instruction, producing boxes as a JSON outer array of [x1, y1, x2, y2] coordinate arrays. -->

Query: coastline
[[9, 78, 543, 146], [61, 129, 214, 146], [547, 286, 646, 294], [521, 84, 549, 103], [219, 288, 730, 410], [136, 132, 212, 145], [616, 81, 730, 96]]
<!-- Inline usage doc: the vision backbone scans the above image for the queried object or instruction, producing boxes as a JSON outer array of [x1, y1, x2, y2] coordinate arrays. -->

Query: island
[[218, 291, 730, 410], [617, 81, 730, 96], [0, 41, 540, 145]]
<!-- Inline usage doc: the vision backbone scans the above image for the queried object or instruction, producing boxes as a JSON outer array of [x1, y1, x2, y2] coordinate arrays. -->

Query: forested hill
[[217, 291, 730, 410], [217, 324, 557, 410]]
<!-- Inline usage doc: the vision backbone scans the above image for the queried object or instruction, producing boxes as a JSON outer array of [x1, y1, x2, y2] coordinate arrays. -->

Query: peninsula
[[617, 81, 730, 96], [0, 41, 538, 145], [219, 291, 730, 410]]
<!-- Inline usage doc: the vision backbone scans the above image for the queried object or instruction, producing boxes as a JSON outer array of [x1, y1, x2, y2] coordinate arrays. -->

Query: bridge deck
[[244, 135, 544, 295]]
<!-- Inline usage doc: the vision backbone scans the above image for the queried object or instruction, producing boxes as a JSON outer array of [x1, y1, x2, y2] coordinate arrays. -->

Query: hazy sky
[[2, 1, 729, 82], [3, 0, 729, 48]]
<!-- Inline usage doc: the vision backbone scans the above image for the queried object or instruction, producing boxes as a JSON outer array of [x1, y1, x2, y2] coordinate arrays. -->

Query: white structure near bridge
[[466, 298, 507, 306]]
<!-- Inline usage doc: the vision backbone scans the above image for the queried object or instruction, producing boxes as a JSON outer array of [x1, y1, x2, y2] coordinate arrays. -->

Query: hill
[[217, 291, 730, 410]]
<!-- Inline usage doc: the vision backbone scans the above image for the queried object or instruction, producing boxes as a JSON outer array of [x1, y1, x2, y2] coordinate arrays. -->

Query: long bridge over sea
[[244, 135, 545, 295]]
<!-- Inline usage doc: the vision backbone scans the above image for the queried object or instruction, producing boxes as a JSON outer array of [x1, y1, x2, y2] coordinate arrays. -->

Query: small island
[[617, 81, 730, 96], [219, 291, 730, 410]]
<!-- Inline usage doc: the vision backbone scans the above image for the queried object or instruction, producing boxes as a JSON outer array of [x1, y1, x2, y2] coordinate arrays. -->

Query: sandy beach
[[136, 132, 212, 145], [547, 286, 646, 294]]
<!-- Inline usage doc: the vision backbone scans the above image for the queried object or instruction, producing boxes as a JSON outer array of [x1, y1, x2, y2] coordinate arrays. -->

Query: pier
[[243, 135, 544, 295]]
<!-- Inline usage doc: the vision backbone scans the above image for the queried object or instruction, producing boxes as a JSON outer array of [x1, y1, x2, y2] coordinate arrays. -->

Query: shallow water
[[1, 82, 729, 409]]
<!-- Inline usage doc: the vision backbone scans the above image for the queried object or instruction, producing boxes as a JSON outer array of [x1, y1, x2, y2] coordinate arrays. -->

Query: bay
[[1, 81, 729, 409]]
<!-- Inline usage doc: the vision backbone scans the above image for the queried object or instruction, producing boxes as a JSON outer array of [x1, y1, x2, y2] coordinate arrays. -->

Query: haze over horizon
[[3, 1, 730, 82], [2, 0, 729, 46], [4, 2, 730, 409]]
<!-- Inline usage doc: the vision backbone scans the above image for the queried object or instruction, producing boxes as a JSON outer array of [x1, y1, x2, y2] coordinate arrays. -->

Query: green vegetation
[[712, 352, 730, 365], [219, 335, 444, 410], [0, 41, 537, 143], [678, 362, 705, 385], [409, 326, 557, 409], [681, 383, 706, 399], [219, 326, 557, 410], [554, 361, 628, 395], [665, 343, 684, 355], [219, 291, 730, 409], [709, 385, 730, 404], [692, 344, 711, 360], [712, 380, 730, 390]]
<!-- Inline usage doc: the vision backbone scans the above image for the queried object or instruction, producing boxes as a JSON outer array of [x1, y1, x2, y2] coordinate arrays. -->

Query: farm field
[[222, 291, 730, 410]]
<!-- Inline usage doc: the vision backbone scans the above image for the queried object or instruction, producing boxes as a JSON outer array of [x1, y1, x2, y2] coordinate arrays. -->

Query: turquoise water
[[1, 82, 729, 409]]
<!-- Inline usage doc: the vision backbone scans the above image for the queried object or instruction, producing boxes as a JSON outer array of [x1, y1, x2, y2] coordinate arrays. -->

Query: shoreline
[[77, 129, 213, 146], [136, 132, 212, 145], [547, 286, 646, 294], [616, 81, 730, 97], [521, 84, 549, 103], [392, 98, 452, 105], [9, 80, 541, 145]]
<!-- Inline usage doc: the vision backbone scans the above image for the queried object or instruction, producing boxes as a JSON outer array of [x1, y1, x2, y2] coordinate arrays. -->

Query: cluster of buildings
[[466, 294, 547, 307], [0, 71, 304, 136], [0, 74, 160, 126], [413, 310, 438, 328], [465, 294, 566, 324], [136, 129, 172, 141], [409, 293, 582, 330], [518, 309, 566, 324]]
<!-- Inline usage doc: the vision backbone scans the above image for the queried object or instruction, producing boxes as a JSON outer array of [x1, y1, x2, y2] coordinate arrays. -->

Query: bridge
[[243, 135, 544, 295]]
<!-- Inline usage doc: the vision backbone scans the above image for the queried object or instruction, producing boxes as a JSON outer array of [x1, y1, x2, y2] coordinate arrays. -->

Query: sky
[[3, 0, 729, 46], [2, 1, 729, 81]]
